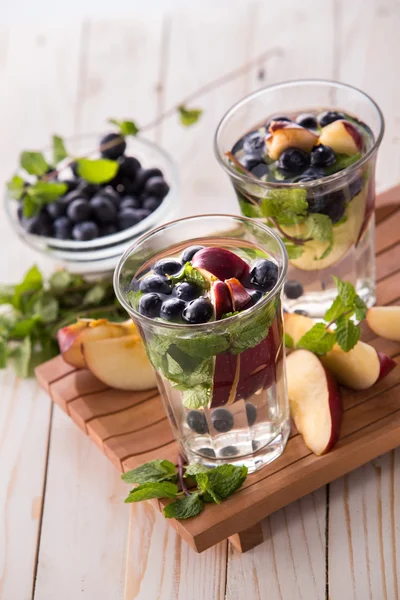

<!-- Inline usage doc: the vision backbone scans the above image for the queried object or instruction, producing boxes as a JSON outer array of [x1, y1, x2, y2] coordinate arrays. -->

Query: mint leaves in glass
[[114, 215, 289, 473], [215, 80, 384, 318]]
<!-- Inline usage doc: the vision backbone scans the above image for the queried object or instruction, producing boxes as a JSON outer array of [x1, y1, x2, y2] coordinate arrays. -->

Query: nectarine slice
[[286, 349, 342, 455], [266, 122, 318, 160], [366, 306, 400, 342], [318, 120, 363, 155]]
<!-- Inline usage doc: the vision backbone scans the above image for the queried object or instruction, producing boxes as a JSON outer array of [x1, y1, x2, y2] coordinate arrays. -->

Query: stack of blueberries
[[18, 133, 170, 241]]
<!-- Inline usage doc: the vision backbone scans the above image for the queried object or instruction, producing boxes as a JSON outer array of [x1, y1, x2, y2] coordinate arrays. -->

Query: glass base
[[184, 419, 291, 474]]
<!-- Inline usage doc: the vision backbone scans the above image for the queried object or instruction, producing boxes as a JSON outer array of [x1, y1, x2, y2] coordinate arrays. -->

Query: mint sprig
[[292, 276, 367, 355], [122, 457, 248, 520], [168, 262, 209, 290]]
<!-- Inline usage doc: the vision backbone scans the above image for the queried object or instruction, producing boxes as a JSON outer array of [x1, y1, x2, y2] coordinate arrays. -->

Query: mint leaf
[[20, 151, 49, 176], [297, 323, 336, 355], [0, 338, 7, 369], [260, 188, 308, 226], [237, 195, 262, 218], [284, 242, 305, 260], [108, 118, 139, 136], [124, 481, 178, 503], [182, 384, 211, 409], [325, 153, 361, 175], [176, 334, 229, 359], [32, 293, 59, 323], [354, 296, 367, 322], [324, 296, 345, 323], [10, 317, 38, 338], [52, 135, 68, 164], [49, 270, 74, 291], [7, 175, 25, 200], [168, 263, 208, 290], [228, 300, 276, 354], [196, 472, 221, 504], [163, 493, 204, 519], [221, 311, 240, 319], [306, 213, 333, 243], [204, 464, 248, 499], [13, 265, 43, 309], [23, 195, 37, 218], [27, 181, 68, 203], [77, 158, 119, 184], [122, 460, 177, 485], [315, 233, 334, 261], [82, 284, 106, 306], [178, 105, 203, 127], [10, 336, 32, 377], [333, 276, 356, 307], [284, 332, 294, 349], [184, 463, 210, 477], [335, 316, 360, 352]]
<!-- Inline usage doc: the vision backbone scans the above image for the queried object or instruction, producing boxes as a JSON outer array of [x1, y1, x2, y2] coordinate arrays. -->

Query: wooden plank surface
[[1, 1, 400, 598]]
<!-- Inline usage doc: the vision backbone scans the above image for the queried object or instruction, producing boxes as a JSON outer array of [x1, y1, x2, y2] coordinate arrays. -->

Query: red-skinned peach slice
[[225, 278, 252, 311], [366, 306, 400, 342], [286, 349, 342, 455], [318, 119, 363, 155], [211, 281, 233, 320], [192, 247, 248, 281], [266, 121, 318, 160], [284, 312, 396, 389], [57, 318, 135, 368], [82, 334, 157, 391]]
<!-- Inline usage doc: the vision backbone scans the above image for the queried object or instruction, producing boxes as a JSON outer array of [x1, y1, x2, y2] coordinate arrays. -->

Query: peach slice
[[284, 313, 396, 390], [286, 349, 342, 455], [211, 281, 233, 320], [366, 306, 400, 342], [57, 318, 135, 368], [192, 247, 248, 282], [82, 334, 157, 391], [266, 121, 318, 160], [318, 119, 363, 155], [225, 278, 252, 311]]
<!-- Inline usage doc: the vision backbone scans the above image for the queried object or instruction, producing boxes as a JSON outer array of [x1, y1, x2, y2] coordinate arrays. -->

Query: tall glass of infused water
[[114, 214, 289, 473], [214, 80, 384, 317]]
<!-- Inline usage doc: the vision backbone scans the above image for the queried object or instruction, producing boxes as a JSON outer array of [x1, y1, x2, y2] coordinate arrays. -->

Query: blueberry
[[325, 198, 346, 224], [63, 179, 79, 192], [246, 403, 257, 426], [143, 196, 162, 212], [277, 148, 310, 175], [187, 410, 209, 435], [70, 161, 79, 177], [67, 199, 91, 223], [296, 113, 318, 129], [77, 181, 99, 198], [308, 190, 346, 224], [310, 145, 336, 168], [144, 176, 169, 199], [349, 176, 364, 199], [294, 309, 308, 316], [297, 167, 325, 182], [89, 196, 117, 224], [266, 115, 291, 130], [153, 258, 182, 276], [100, 186, 121, 208], [248, 289, 263, 305], [284, 280, 304, 300], [117, 208, 149, 230], [100, 132, 126, 160], [138, 293, 163, 318], [46, 200, 66, 219], [199, 447, 216, 458], [240, 155, 265, 171], [183, 298, 213, 324], [251, 163, 269, 178], [181, 245, 204, 263], [117, 155, 141, 180], [120, 195, 141, 210], [318, 111, 345, 127], [63, 190, 87, 205], [109, 173, 131, 195], [175, 282, 200, 301], [252, 440, 260, 452], [17, 204, 23, 221], [53, 216, 72, 239], [133, 168, 163, 193], [72, 221, 99, 241], [139, 275, 172, 295], [220, 445, 239, 457], [243, 131, 265, 157], [231, 137, 244, 155], [211, 408, 234, 433], [160, 298, 186, 321], [99, 224, 118, 236], [250, 260, 279, 291], [24, 212, 53, 236]]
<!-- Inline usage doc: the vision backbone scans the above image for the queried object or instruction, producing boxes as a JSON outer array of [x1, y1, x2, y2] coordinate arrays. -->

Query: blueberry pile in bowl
[[14, 132, 170, 242]]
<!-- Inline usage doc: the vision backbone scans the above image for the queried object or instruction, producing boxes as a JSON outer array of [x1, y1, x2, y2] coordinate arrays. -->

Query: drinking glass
[[214, 80, 384, 317], [114, 214, 289, 473]]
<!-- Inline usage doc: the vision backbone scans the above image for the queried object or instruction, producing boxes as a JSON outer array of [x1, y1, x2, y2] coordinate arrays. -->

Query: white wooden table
[[1, 1, 400, 598]]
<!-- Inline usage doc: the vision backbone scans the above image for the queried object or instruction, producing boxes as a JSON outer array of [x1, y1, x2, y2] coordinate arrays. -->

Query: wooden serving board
[[35, 188, 400, 554]]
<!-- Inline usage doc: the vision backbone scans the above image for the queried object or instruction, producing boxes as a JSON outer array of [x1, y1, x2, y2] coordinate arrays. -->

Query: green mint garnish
[[108, 118, 139, 136], [284, 243, 305, 260], [76, 158, 119, 184], [52, 135, 68, 164], [306, 213, 333, 243], [181, 384, 211, 409], [122, 458, 248, 520], [168, 262, 208, 290], [324, 153, 362, 175], [178, 105, 203, 127], [260, 188, 308, 226], [7, 175, 25, 200], [237, 195, 262, 219], [294, 276, 367, 355], [284, 332, 294, 349], [20, 151, 49, 176]]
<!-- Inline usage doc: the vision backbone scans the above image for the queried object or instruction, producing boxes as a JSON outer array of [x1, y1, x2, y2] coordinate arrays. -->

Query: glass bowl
[[5, 134, 179, 273]]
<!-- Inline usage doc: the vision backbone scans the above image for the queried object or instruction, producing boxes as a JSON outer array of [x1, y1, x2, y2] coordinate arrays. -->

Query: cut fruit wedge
[[57, 318, 135, 369], [286, 349, 342, 455], [366, 306, 400, 342], [266, 122, 318, 160], [284, 312, 396, 390], [318, 120, 363, 155], [82, 334, 157, 391]]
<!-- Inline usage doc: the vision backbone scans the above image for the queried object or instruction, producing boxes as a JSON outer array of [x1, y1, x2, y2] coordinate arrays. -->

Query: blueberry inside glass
[[215, 80, 384, 318], [114, 215, 290, 473]]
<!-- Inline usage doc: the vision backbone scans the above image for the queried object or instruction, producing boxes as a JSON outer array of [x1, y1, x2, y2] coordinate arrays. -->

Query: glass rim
[[113, 213, 288, 331], [214, 78, 385, 189]]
